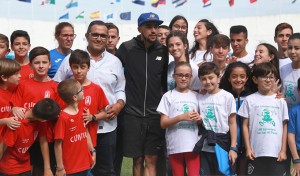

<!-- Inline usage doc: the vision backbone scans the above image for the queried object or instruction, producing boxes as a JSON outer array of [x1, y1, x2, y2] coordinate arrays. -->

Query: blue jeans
[[66, 169, 92, 176]]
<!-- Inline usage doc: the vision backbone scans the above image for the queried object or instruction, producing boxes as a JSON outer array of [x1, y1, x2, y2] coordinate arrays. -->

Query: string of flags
[[16, 0, 297, 21]]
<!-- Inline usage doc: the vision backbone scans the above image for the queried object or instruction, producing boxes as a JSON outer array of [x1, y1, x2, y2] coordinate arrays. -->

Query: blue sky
[[0, 0, 299, 25]]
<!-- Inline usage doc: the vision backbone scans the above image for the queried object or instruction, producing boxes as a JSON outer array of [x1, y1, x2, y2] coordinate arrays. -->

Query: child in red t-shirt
[[0, 59, 21, 134], [10, 46, 61, 175], [10, 30, 33, 81], [55, 79, 95, 176], [0, 98, 60, 175], [69, 49, 109, 147]]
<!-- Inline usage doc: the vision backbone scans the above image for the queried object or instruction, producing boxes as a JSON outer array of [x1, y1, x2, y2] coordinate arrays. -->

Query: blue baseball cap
[[138, 12, 163, 27]]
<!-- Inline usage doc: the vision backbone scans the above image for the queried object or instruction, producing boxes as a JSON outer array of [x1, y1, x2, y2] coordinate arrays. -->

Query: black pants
[[247, 157, 286, 176], [200, 151, 223, 176], [92, 130, 117, 176]]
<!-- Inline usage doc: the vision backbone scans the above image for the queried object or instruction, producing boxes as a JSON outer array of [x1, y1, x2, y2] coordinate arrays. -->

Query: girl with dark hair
[[189, 19, 219, 66]]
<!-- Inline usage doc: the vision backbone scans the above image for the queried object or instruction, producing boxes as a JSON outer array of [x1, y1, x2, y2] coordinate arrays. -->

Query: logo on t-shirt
[[203, 106, 217, 123], [259, 108, 275, 127], [55, 58, 62, 63], [85, 96, 91, 106], [285, 83, 296, 102], [44, 90, 50, 98]]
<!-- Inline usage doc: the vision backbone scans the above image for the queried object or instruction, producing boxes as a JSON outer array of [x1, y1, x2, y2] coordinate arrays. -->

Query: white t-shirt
[[198, 89, 236, 152], [236, 53, 254, 65], [279, 57, 292, 69], [167, 61, 201, 91], [157, 89, 200, 155], [237, 92, 289, 158], [190, 50, 213, 65], [280, 63, 300, 109]]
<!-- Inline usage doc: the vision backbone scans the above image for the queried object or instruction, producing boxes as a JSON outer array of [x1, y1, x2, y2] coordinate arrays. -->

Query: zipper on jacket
[[143, 50, 148, 117]]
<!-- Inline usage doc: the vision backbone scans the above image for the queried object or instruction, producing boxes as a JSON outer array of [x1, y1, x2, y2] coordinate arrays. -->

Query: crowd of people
[[0, 11, 300, 176]]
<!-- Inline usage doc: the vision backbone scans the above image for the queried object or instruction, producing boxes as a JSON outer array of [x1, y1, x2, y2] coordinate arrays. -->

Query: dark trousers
[[247, 157, 285, 176], [0, 171, 31, 176], [92, 130, 117, 176], [114, 110, 124, 176]]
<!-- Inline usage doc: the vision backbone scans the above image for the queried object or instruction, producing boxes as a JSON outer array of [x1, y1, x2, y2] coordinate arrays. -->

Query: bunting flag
[[18, 0, 31, 2], [90, 11, 100, 19], [151, 0, 166, 7], [228, 0, 234, 6], [41, 0, 55, 5], [132, 0, 145, 5], [250, 0, 257, 3], [110, 0, 120, 4], [203, 0, 211, 7], [172, 0, 187, 7], [120, 12, 131, 20], [59, 13, 69, 20], [292, 0, 297, 3], [106, 13, 114, 20], [66, 0, 78, 9], [76, 11, 84, 19]]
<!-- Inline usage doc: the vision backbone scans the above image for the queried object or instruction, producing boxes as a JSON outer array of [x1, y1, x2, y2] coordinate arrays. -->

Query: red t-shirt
[[0, 119, 40, 175], [79, 82, 109, 146], [10, 78, 60, 142], [19, 64, 34, 81], [0, 88, 13, 139], [54, 110, 93, 174]]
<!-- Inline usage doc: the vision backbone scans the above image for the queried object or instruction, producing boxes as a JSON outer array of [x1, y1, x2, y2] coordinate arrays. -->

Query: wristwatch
[[230, 147, 238, 152], [92, 114, 97, 121]]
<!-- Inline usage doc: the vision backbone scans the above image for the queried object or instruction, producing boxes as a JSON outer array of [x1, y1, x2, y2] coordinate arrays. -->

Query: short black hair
[[32, 98, 60, 121], [10, 30, 30, 44], [87, 20, 107, 34], [230, 25, 248, 38], [29, 46, 50, 63], [158, 25, 170, 30], [288, 33, 300, 42], [198, 62, 220, 77], [69, 49, 90, 68]]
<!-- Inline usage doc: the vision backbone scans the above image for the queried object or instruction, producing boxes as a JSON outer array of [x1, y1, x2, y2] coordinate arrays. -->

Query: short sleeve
[[156, 92, 170, 116]]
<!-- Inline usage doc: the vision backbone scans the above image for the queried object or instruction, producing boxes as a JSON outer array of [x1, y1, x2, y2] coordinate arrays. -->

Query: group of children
[[1, 27, 300, 176], [157, 30, 300, 176], [0, 32, 108, 176]]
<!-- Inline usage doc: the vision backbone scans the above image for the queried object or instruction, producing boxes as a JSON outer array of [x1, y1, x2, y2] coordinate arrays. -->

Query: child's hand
[[12, 107, 25, 119], [43, 167, 54, 176], [226, 56, 238, 64], [190, 110, 201, 121], [246, 149, 256, 160], [82, 108, 92, 125], [229, 150, 238, 164], [5, 117, 21, 130], [272, 79, 282, 94], [55, 167, 66, 176], [292, 163, 300, 176], [277, 150, 287, 161], [91, 152, 96, 169]]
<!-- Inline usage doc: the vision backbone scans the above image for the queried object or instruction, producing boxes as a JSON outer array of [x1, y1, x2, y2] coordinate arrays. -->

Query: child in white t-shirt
[[197, 62, 237, 175], [238, 62, 289, 175], [157, 62, 201, 176]]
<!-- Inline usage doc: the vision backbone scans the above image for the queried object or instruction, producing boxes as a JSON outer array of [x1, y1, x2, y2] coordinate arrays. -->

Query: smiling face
[[228, 67, 248, 93], [172, 19, 188, 35], [253, 72, 275, 95], [11, 37, 31, 59], [254, 44, 274, 64], [288, 38, 300, 63], [30, 55, 51, 77], [193, 22, 211, 42], [211, 44, 230, 62], [86, 24, 108, 53], [199, 72, 220, 94], [167, 36, 187, 61], [157, 28, 170, 46], [173, 64, 192, 91]]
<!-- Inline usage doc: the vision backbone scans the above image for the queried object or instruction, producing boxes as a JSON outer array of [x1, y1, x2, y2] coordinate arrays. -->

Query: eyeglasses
[[89, 33, 108, 39], [174, 73, 192, 79], [75, 87, 84, 95], [60, 34, 76, 39], [259, 76, 275, 81], [173, 24, 187, 31]]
